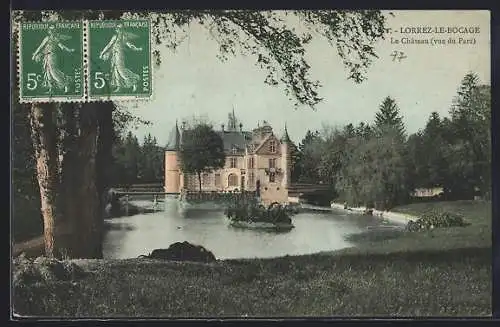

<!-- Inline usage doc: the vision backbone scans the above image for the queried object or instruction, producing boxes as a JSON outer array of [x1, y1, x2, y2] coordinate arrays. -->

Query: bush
[[13, 254, 87, 288], [406, 210, 470, 231], [225, 201, 293, 224]]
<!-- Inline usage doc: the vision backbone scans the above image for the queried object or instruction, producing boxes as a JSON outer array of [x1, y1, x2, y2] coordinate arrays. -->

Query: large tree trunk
[[72, 103, 102, 258], [29, 103, 61, 258], [94, 102, 115, 257], [59, 103, 81, 258], [15, 11, 125, 259], [73, 11, 123, 259]]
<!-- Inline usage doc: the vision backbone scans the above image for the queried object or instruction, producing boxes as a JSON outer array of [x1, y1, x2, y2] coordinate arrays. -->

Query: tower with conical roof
[[164, 121, 182, 193], [279, 123, 292, 189], [280, 123, 292, 144]]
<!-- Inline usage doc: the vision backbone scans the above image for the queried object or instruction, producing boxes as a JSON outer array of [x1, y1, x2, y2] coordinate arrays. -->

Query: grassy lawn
[[12, 200, 492, 318], [343, 200, 491, 254]]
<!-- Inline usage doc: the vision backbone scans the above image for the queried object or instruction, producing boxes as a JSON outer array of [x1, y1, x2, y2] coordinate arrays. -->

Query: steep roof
[[165, 121, 180, 151], [280, 123, 292, 143], [216, 130, 252, 154], [167, 112, 285, 155], [253, 133, 275, 153]]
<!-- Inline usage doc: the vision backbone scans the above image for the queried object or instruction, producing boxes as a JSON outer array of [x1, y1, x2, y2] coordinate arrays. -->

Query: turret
[[165, 121, 181, 193], [280, 123, 292, 188]]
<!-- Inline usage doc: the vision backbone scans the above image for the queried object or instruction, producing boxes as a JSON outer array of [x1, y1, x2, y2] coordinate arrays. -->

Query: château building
[[164, 111, 292, 205]]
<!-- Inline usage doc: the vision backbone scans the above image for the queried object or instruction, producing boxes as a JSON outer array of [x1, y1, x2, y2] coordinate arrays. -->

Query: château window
[[228, 173, 238, 187], [230, 157, 237, 168], [269, 172, 276, 183], [269, 158, 276, 169], [202, 173, 210, 186], [214, 173, 221, 187], [248, 157, 254, 169], [269, 140, 276, 153], [248, 172, 255, 187]]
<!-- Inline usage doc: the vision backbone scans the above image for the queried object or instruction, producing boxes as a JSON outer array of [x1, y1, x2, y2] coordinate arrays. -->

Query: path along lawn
[[12, 200, 492, 317]]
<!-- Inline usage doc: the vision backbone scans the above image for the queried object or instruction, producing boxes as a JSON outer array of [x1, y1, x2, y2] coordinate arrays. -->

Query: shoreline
[[330, 202, 417, 226], [12, 200, 492, 316]]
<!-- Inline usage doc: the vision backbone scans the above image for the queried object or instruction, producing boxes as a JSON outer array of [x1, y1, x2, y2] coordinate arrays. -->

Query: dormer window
[[231, 147, 238, 154], [269, 140, 276, 153]]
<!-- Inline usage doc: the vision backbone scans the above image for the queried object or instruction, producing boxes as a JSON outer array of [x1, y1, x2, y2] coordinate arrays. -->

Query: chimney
[[221, 124, 225, 132]]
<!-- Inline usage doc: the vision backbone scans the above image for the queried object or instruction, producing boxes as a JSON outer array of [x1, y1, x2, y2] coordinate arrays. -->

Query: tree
[[405, 131, 425, 190], [330, 108, 410, 209], [122, 132, 142, 184], [138, 134, 165, 183], [336, 130, 409, 210], [421, 112, 450, 188], [13, 9, 389, 258], [446, 73, 491, 198], [317, 126, 347, 187], [11, 10, 129, 258], [342, 123, 356, 138], [296, 130, 322, 183], [109, 111, 153, 186], [354, 122, 373, 139], [374, 96, 406, 139], [179, 124, 225, 191]]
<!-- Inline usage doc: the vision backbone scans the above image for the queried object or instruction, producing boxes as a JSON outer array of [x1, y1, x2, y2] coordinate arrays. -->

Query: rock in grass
[[140, 241, 216, 263]]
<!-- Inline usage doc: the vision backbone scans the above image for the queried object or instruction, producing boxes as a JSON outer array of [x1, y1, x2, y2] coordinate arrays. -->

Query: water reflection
[[103, 200, 401, 260]]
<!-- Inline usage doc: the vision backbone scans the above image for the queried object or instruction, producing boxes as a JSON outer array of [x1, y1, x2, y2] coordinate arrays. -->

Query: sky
[[126, 10, 491, 145]]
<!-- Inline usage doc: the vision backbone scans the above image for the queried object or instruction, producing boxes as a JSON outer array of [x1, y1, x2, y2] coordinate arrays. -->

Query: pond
[[103, 198, 402, 260]]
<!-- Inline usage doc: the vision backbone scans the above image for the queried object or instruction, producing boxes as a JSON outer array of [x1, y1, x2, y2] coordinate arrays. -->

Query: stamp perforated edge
[[83, 19, 89, 102], [15, 21, 21, 103], [17, 20, 87, 104], [85, 19, 154, 103]]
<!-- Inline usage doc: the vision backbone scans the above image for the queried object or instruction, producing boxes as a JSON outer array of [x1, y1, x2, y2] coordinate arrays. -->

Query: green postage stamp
[[18, 21, 85, 102], [17, 19, 152, 103], [87, 20, 152, 101]]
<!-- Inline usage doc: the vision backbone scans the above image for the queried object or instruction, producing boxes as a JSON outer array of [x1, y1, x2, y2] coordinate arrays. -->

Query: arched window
[[228, 173, 238, 187]]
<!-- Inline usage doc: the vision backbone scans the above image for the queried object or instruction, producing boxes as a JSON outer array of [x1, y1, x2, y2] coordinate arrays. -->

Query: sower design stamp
[[87, 20, 152, 101], [18, 22, 85, 102]]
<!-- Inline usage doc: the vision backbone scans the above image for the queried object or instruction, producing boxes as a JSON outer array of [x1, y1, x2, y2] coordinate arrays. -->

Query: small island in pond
[[225, 200, 296, 232]]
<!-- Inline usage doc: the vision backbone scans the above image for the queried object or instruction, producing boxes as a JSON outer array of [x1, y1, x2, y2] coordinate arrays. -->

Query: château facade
[[164, 112, 292, 205]]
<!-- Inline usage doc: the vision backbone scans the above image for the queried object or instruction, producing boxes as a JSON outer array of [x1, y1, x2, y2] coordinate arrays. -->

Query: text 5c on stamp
[[87, 20, 152, 101], [18, 21, 85, 103]]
